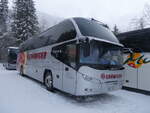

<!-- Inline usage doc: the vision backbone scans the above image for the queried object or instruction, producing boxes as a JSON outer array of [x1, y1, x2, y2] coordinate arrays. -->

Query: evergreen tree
[[113, 24, 119, 35], [0, 0, 8, 33], [11, 0, 39, 42]]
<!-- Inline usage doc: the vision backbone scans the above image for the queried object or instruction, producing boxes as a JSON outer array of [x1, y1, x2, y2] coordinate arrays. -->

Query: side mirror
[[79, 37, 91, 57]]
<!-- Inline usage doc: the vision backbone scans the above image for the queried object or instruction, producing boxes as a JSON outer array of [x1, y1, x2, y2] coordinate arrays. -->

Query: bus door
[[62, 44, 77, 94], [52, 43, 77, 94], [123, 54, 138, 88], [51, 47, 64, 90], [51, 56, 63, 90], [138, 53, 150, 91]]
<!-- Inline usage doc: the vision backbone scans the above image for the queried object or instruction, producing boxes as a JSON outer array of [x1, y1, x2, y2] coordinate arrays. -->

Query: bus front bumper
[[75, 72, 123, 96]]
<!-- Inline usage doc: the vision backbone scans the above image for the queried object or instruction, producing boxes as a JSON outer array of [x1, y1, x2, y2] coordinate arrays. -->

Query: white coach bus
[[3, 47, 19, 70], [117, 28, 150, 94], [17, 17, 125, 96]]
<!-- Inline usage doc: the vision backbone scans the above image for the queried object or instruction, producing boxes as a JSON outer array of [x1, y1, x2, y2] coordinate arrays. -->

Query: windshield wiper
[[103, 65, 112, 70]]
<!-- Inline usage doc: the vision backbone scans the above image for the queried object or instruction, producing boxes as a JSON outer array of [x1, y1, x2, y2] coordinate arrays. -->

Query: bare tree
[[130, 16, 147, 30], [128, 3, 150, 31], [143, 3, 150, 26]]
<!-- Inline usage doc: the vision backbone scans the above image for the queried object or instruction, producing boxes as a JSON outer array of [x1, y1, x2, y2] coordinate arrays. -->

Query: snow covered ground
[[0, 64, 150, 113]]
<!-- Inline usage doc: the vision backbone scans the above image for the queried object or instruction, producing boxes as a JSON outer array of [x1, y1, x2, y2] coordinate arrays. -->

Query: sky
[[8, 0, 150, 32]]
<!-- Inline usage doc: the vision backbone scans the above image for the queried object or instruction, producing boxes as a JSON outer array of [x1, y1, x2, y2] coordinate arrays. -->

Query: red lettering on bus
[[27, 52, 47, 60], [101, 73, 122, 79]]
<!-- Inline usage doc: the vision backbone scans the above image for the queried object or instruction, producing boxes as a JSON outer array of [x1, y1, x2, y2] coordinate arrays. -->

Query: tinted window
[[51, 42, 77, 68], [74, 18, 119, 43], [8, 49, 19, 64], [56, 20, 76, 42], [42, 19, 76, 44], [80, 40, 123, 69], [20, 20, 76, 52]]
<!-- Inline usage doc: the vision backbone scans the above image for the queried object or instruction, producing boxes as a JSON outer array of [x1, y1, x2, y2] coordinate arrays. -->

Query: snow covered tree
[[0, 0, 8, 34], [11, 0, 39, 42]]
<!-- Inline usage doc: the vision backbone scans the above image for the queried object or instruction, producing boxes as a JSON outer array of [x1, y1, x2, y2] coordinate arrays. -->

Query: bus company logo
[[18, 52, 27, 65], [101, 73, 122, 79], [124, 53, 150, 68]]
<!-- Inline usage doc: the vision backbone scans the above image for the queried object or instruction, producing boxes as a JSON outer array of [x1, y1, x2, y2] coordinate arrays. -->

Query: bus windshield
[[74, 18, 119, 44], [79, 40, 123, 69], [8, 48, 19, 64]]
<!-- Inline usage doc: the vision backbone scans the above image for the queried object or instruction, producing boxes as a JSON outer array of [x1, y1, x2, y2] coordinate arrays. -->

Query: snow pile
[[0, 64, 150, 113]]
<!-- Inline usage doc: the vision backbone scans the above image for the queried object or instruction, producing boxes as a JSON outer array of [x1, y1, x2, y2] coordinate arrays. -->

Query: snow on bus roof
[[8, 47, 19, 49]]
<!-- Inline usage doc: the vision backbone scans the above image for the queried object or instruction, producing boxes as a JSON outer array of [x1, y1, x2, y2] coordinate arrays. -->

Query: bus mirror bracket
[[123, 48, 133, 54], [83, 39, 90, 57]]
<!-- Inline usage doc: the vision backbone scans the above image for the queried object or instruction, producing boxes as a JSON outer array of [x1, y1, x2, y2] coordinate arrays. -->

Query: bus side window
[[66, 44, 76, 68], [56, 20, 77, 43], [52, 43, 76, 68]]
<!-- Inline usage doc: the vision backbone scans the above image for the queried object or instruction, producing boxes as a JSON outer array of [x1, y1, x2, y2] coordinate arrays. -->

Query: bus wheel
[[44, 71, 53, 92]]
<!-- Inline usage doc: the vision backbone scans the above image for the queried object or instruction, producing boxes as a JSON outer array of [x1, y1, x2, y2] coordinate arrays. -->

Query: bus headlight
[[82, 74, 100, 84], [82, 74, 93, 81]]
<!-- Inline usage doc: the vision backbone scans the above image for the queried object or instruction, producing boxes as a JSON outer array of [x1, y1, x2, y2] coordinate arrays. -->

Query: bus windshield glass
[[8, 48, 19, 64], [80, 40, 123, 69], [74, 18, 119, 43]]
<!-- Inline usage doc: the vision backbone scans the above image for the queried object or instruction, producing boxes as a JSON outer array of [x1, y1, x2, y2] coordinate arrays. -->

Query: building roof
[[117, 28, 150, 40]]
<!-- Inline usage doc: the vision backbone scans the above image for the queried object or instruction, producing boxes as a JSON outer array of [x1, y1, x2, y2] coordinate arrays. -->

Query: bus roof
[[8, 47, 19, 49], [20, 17, 122, 52]]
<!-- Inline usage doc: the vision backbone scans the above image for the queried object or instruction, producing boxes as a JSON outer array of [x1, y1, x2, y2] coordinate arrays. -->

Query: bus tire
[[44, 71, 54, 92]]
